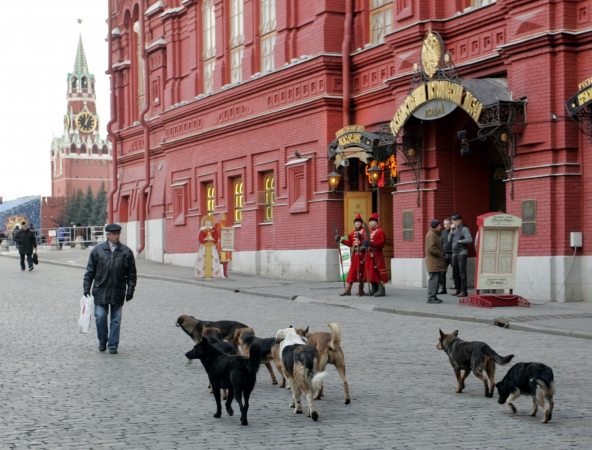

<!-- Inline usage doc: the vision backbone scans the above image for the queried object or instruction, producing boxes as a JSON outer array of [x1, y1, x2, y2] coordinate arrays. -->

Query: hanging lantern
[[368, 164, 383, 188], [327, 171, 341, 192]]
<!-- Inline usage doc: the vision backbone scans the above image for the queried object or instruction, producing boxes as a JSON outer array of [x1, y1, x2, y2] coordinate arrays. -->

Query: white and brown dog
[[296, 323, 350, 404], [275, 327, 327, 421]]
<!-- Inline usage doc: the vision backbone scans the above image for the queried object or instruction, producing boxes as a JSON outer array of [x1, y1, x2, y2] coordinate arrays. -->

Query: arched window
[[203, 0, 216, 93], [82, 77, 88, 88], [81, 144, 87, 154], [102, 145, 108, 154], [69, 143, 76, 155], [71, 77, 78, 89], [134, 21, 145, 113], [92, 144, 99, 154]]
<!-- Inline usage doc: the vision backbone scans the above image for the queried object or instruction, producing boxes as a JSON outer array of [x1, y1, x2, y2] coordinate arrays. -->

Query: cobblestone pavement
[[1, 257, 591, 449]]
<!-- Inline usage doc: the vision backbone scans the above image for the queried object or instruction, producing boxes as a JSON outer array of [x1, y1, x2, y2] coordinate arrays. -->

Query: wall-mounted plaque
[[521, 199, 536, 235], [403, 210, 413, 241]]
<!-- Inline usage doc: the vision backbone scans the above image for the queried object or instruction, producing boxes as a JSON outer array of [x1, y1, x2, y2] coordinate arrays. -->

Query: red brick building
[[108, 0, 592, 301], [51, 36, 112, 197]]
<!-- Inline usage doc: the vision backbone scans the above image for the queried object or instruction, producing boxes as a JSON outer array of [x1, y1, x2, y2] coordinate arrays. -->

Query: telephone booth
[[460, 212, 530, 308]]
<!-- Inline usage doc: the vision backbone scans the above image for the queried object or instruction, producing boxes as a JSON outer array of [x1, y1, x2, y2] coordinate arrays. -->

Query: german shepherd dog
[[185, 338, 261, 426], [276, 327, 328, 421], [202, 327, 238, 399], [437, 330, 514, 397], [235, 328, 281, 385], [176, 315, 248, 353], [298, 323, 350, 404], [495, 362, 555, 423]]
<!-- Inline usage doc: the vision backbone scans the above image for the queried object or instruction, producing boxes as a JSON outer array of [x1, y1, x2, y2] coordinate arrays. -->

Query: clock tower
[[50, 35, 112, 197]]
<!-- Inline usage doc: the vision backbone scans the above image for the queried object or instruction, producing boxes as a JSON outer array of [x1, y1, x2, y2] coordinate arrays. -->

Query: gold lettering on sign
[[336, 125, 365, 138], [424, 103, 444, 117], [579, 77, 592, 91], [462, 91, 483, 122], [577, 86, 592, 107], [338, 133, 363, 147]]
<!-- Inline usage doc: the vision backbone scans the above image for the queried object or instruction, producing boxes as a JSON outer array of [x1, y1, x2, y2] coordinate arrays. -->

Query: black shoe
[[99, 344, 106, 352], [434, 297, 444, 303], [427, 297, 442, 304], [438, 290, 447, 295], [21, 267, 25, 271], [109, 348, 118, 354], [29, 266, 34, 271]]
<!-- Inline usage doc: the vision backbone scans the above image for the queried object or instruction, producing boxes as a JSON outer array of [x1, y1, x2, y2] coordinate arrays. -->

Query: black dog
[[185, 338, 261, 426], [437, 329, 514, 397], [495, 362, 555, 423], [201, 327, 238, 399]]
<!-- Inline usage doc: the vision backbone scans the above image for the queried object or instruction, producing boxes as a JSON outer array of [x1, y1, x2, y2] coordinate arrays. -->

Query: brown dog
[[297, 323, 350, 404], [235, 327, 283, 386], [176, 315, 248, 353]]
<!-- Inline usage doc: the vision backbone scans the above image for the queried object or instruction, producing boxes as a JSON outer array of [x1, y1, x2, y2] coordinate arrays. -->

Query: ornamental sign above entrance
[[382, 30, 528, 205], [565, 76, 592, 140]]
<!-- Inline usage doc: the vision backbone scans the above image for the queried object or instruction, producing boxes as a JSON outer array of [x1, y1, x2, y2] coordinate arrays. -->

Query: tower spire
[[73, 34, 89, 74]]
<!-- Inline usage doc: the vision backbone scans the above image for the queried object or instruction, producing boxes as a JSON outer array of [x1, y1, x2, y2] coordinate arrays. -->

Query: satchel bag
[[78, 295, 94, 334], [32, 252, 39, 265]]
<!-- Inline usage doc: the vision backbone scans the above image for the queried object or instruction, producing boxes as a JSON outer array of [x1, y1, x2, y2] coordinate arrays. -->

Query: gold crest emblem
[[421, 30, 442, 79]]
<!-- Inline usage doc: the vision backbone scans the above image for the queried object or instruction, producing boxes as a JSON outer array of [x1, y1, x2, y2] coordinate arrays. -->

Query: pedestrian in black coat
[[13, 222, 37, 271]]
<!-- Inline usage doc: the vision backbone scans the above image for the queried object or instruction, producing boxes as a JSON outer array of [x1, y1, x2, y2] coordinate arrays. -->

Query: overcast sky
[[0, 1, 109, 202]]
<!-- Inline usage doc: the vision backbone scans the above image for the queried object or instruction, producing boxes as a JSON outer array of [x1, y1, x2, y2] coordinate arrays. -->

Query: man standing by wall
[[425, 219, 445, 304], [13, 222, 37, 271], [364, 213, 388, 297], [337, 213, 367, 296], [439, 218, 452, 294], [83, 224, 137, 354], [448, 214, 473, 298]]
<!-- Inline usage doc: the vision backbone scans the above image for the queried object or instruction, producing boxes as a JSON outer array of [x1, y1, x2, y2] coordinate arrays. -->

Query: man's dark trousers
[[452, 253, 468, 294], [439, 253, 452, 292], [20, 253, 34, 270]]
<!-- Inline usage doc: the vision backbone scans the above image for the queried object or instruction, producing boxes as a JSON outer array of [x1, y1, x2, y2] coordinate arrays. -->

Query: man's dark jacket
[[14, 229, 37, 255], [83, 240, 137, 305]]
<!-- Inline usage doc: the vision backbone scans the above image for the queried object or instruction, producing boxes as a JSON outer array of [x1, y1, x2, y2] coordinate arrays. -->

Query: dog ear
[[289, 325, 293, 328], [439, 329, 445, 339], [234, 329, 241, 340], [452, 330, 459, 337], [304, 326, 309, 335]]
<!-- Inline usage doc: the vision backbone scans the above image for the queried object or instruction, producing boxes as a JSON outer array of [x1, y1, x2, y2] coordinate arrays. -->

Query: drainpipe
[[107, 0, 118, 224], [342, 0, 353, 127], [137, 8, 151, 256]]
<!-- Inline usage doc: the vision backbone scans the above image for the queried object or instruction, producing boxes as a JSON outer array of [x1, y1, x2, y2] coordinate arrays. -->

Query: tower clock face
[[76, 112, 97, 133]]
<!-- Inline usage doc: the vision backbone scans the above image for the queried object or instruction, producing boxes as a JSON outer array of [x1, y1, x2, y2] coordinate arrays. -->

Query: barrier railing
[[1, 226, 106, 250]]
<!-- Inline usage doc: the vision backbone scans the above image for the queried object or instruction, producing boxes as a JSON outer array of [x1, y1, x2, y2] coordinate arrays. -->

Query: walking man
[[448, 214, 473, 298], [425, 219, 445, 304], [13, 222, 37, 271], [83, 224, 137, 354], [438, 218, 453, 294], [337, 214, 367, 296], [364, 213, 388, 297]]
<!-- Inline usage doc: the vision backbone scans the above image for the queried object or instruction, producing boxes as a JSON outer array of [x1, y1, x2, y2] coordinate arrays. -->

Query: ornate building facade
[[51, 36, 112, 197], [108, 0, 592, 301]]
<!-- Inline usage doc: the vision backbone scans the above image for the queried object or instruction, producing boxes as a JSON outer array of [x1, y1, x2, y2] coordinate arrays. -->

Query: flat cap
[[430, 219, 440, 228], [105, 224, 122, 233], [451, 214, 462, 220]]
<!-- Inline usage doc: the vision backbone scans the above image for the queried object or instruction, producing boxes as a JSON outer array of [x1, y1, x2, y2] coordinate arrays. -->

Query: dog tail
[[246, 341, 262, 375], [328, 322, 341, 351], [484, 347, 514, 365], [311, 371, 328, 392]]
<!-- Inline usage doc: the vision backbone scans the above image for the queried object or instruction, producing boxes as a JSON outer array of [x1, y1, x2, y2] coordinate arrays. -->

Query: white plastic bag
[[78, 295, 94, 334]]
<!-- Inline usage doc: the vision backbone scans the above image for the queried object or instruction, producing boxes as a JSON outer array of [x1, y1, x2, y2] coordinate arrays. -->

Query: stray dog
[[176, 314, 248, 352], [276, 327, 327, 421], [235, 327, 281, 385], [495, 362, 555, 423], [185, 338, 261, 426], [202, 327, 237, 399], [298, 323, 350, 404], [437, 329, 514, 397]]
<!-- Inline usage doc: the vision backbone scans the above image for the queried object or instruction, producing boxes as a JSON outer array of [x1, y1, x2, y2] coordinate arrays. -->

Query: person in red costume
[[336, 214, 367, 296], [363, 212, 388, 297]]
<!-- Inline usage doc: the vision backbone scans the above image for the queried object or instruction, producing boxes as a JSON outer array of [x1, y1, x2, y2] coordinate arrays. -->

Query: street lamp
[[368, 165, 382, 188], [327, 171, 341, 192]]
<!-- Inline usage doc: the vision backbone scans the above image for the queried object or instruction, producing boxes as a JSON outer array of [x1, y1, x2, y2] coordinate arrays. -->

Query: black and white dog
[[275, 327, 327, 421], [495, 362, 555, 423]]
